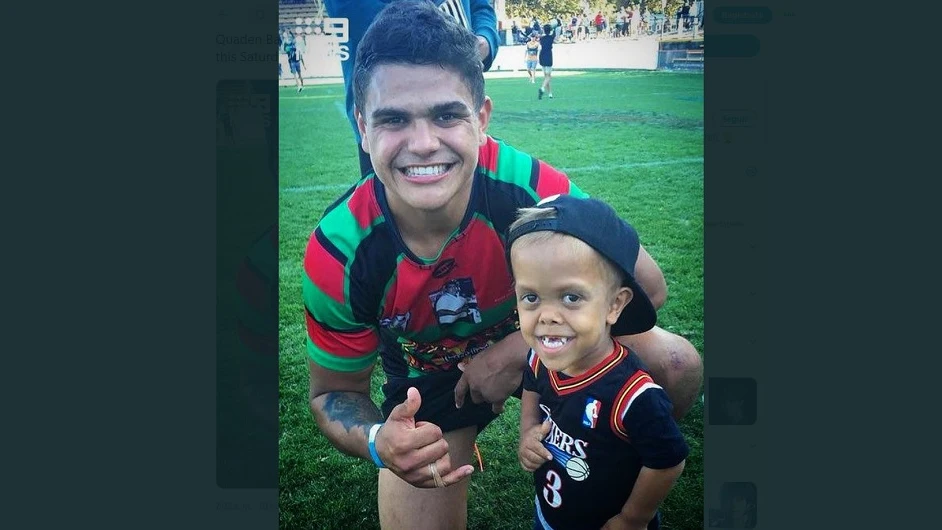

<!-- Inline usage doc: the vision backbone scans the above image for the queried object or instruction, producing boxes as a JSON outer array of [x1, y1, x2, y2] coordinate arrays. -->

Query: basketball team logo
[[544, 445, 590, 482], [539, 404, 591, 482]]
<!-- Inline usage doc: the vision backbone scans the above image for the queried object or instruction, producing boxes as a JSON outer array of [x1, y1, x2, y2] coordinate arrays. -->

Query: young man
[[283, 32, 304, 93], [538, 24, 555, 99], [302, 2, 702, 528], [510, 195, 687, 530], [324, 0, 500, 177]]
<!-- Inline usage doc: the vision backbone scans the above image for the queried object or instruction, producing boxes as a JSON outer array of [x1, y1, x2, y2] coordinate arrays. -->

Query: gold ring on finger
[[428, 462, 445, 488]]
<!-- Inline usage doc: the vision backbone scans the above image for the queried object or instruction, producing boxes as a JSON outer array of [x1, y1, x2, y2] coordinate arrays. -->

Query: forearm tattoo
[[321, 392, 380, 432]]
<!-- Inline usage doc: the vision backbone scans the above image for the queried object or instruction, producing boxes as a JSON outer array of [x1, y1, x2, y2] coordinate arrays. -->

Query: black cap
[[507, 194, 657, 336]]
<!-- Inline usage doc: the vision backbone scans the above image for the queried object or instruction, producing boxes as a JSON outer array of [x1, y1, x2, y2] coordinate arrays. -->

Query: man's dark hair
[[353, 0, 486, 114]]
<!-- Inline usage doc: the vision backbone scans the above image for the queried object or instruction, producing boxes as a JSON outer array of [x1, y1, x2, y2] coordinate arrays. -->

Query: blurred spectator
[[691, 0, 702, 30], [530, 16, 541, 35], [525, 32, 539, 83], [278, 31, 283, 78], [283, 31, 304, 92], [678, 1, 691, 32], [538, 24, 555, 99]]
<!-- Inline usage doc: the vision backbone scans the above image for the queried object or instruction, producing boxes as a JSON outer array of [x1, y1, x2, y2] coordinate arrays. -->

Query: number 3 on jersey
[[543, 470, 563, 508]]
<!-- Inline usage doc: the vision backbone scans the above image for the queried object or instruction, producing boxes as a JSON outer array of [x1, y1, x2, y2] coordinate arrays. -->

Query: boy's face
[[511, 234, 632, 376], [356, 64, 491, 217]]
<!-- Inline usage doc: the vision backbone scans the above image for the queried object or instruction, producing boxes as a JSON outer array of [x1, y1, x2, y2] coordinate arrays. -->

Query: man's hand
[[377, 387, 475, 488], [518, 418, 553, 471], [476, 35, 491, 63], [454, 331, 529, 413]]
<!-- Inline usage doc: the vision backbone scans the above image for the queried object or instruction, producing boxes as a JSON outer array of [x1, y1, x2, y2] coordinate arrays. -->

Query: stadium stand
[[671, 45, 703, 70]]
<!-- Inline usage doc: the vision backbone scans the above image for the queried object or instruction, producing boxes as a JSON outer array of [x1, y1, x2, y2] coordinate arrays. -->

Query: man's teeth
[[403, 164, 449, 177], [541, 336, 569, 348]]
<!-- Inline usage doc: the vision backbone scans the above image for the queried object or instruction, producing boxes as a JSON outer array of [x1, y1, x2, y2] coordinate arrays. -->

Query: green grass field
[[279, 70, 703, 530]]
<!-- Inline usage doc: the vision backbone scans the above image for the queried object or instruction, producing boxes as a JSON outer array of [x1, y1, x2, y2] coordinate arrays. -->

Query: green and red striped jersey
[[302, 136, 587, 378]]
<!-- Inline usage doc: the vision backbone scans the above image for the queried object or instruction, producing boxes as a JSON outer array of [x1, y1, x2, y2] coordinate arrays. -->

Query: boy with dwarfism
[[509, 195, 688, 530]]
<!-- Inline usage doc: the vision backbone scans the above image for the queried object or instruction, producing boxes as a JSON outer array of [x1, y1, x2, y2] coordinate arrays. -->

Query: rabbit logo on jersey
[[540, 404, 590, 481]]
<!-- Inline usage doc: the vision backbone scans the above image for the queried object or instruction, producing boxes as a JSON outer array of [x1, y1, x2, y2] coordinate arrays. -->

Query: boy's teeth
[[541, 336, 569, 347], [404, 164, 448, 176]]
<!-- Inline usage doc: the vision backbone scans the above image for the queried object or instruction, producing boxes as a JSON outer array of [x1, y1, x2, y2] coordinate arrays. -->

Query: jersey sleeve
[[531, 157, 588, 201], [302, 228, 380, 372], [612, 371, 688, 469], [481, 137, 589, 203]]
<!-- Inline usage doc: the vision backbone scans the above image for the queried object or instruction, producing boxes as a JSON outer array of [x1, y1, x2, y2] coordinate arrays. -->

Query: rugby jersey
[[303, 136, 587, 378], [523, 340, 688, 530]]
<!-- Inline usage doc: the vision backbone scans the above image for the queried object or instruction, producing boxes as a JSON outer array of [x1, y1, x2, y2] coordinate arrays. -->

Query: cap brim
[[610, 278, 657, 336]]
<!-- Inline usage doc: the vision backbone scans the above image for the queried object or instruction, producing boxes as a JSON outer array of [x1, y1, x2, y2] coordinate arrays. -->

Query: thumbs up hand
[[376, 387, 475, 488]]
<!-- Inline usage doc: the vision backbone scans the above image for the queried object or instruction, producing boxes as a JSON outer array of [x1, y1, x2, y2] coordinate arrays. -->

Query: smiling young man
[[301, 2, 703, 529], [324, 0, 500, 177]]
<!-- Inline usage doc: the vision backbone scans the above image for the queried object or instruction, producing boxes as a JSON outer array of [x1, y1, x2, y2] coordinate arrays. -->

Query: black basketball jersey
[[523, 339, 689, 530]]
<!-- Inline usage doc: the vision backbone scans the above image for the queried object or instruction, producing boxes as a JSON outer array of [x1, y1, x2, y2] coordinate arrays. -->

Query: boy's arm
[[602, 462, 685, 529], [518, 386, 553, 472], [606, 375, 689, 528], [519, 388, 543, 434]]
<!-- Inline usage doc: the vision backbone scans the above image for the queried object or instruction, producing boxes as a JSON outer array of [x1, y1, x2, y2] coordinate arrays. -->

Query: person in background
[[525, 32, 540, 84], [283, 31, 304, 93], [538, 24, 555, 100]]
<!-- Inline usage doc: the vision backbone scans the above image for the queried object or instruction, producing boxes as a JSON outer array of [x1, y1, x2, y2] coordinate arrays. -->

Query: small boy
[[507, 194, 688, 530]]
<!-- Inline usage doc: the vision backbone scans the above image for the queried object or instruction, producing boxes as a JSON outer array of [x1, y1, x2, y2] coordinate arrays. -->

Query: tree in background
[[647, 0, 688, 18], [504, 0, 693, 25], [503, 0, 696, 37], [506, 0, 583, 22]]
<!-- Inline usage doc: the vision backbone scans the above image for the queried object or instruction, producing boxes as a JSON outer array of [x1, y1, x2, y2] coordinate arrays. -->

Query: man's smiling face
[[356, 63, 492, 216]]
